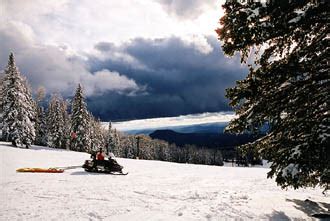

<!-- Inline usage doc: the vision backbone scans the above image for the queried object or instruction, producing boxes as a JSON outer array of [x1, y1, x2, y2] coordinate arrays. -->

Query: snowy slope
[[0, 142, 328, 221]]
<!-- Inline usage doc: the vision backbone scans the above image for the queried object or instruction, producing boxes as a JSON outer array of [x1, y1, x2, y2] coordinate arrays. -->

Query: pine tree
[[60, 99, 70, 149], [114, 129, 120, 147], [46, 94, 68, 148], [122, 135, 135, 158], [90, 116, 106, 153], [216, 0, 329, 190], [1, 53, 36, 148], [0, 71, 4, 140], [34, 87, 47, 146], [107, 121, 116, 154], [70, 84, 91, 152]]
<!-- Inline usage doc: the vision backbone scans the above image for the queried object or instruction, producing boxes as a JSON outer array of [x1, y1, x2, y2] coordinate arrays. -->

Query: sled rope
[[54, 165, 82, 170]]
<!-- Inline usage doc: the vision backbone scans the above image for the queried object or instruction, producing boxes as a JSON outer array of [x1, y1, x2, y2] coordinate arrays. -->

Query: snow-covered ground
[[0, 142, 328, 220]]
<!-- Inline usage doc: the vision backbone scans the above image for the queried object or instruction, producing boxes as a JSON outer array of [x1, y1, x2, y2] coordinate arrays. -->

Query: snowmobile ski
[[84, 170, 128, 175], [110, 172, 128, 175]]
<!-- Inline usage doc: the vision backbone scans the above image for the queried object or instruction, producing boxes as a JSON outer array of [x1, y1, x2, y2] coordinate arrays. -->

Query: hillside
[[116, 122, 228, 135], [150, 129, 256, 148], [0, 142, 328, 220]]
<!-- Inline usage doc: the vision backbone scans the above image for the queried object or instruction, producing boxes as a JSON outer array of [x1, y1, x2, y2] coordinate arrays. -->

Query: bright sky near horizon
[[110, 112, 235, 131]]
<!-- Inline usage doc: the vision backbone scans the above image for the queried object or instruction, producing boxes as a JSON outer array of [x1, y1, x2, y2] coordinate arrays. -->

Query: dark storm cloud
[[87, 36, 247, 121], [156, 0, 217, 19], [94, 42, 115, 52], [0, 22, 141, 96], [0, 22, 247, 121]]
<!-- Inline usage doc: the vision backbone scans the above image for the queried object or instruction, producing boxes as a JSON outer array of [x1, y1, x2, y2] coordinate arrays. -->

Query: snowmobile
[[82, 154, 128, 175]]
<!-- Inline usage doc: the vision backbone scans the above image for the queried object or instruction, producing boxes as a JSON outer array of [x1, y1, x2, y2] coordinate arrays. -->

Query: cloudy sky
[[0, 0, 247, 121]]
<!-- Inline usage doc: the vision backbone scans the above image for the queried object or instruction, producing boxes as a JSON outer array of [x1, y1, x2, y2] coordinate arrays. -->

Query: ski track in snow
[[0, 142, 328, 221]]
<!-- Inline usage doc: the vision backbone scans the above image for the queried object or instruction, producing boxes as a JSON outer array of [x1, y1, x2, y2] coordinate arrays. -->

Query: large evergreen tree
[[35, 87, 47, 146], [90, 116, 106, 152], [46, 94, 68, 149], [0, 71, 4, 139], [216, 0, 329, 190], [1, 53, 36, 148], [61, 99, 71, 149], [70, 84, 91, 152]]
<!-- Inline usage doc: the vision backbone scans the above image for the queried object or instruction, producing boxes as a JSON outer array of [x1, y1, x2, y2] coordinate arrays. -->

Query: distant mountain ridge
[[150, 129, 256, 149], [120, 122, 228, 135]]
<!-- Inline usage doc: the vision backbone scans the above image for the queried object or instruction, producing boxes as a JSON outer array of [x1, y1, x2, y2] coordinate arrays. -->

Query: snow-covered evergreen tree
[[121, 135, 135, 158], [34, 87, 47, 146], [216, 1, 329, 190], [1, 53, 36, 148], [46, 94, 68, 149], [70, 84, 91, 152], [0, 71, 4, 140], [90, 116, 106, 153], [114, 129, 120, 147], [107, 121, 116, 154], [61, 99, 71, 149]]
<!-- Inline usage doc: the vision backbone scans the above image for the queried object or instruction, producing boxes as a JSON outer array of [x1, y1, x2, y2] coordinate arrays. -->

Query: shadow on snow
[[286, 198, 330, 219], [264, 211, 291, 221]]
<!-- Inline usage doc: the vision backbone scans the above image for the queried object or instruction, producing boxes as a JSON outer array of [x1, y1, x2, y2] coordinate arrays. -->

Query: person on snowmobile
[[96, 148, 105, 161]]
